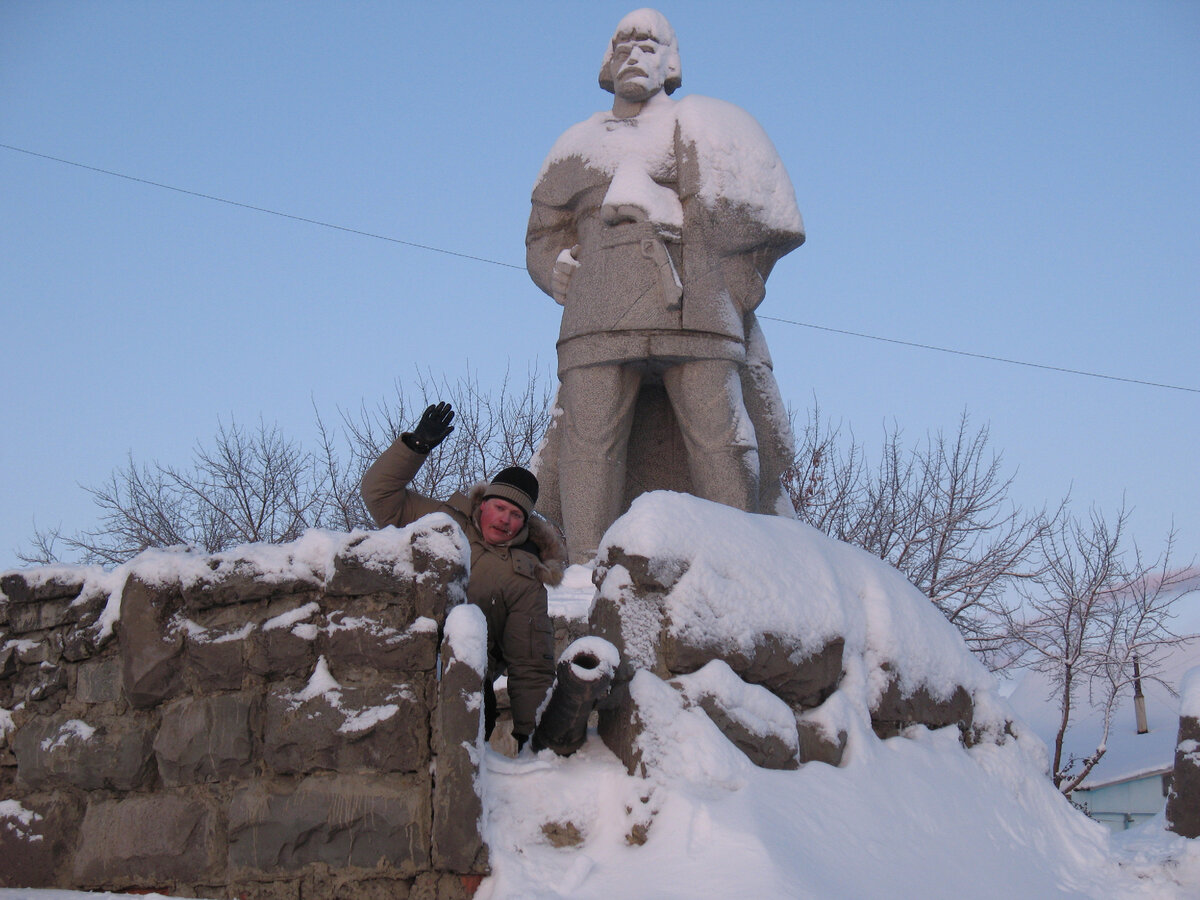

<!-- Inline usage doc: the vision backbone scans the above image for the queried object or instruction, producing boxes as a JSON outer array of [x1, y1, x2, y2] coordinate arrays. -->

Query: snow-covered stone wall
[[0, 519, 489, 899]]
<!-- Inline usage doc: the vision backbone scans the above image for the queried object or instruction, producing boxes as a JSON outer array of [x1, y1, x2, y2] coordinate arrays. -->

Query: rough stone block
[[206, 879, 301, 900], [0, 572, 85, 606], [73, 794, 219, 886], [411, 525, 470, 624], [181, 557, 318, 610], [588, 578, 665, 682], [0, 643, 16, 679], [598, 548, 689, 595], [184, 628, 248, 691], [76, 655, 124, 704], [154, 692, 257, 786], [871, 678, 974, 739], [263, 681, 429, 776], [118, 574, 185, 708], [326, 535, 417, 598], [0, 792, 83, 888], [597, 679, 645, 777], [591, 549, 844, 712], [796, 716, 848, 767], [1166, 714, 1200, 838], [249, 624, 318, 679], [60, 622, 103, 662], [14, 712, 156, 791], [688, 692, 799, 771], [320, 612, 438, 673], [666, 633, 844, 711], [6, 597, 73, 634], [11, 638, 51, 666], [27, 664, 67, 705], [227, 774, 431, 874]]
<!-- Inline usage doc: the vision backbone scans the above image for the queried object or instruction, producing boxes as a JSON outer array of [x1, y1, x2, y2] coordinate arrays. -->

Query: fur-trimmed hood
[[454, 482, 568, 588]]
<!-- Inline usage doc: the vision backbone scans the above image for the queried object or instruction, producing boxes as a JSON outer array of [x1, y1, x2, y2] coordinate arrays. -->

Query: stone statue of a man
[[526, 8, 805, 564]]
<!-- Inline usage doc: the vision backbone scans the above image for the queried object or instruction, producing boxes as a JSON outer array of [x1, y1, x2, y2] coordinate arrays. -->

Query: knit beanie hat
[[483, 466, 539, 518]]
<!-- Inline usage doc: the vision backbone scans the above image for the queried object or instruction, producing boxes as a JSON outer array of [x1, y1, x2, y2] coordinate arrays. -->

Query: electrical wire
[[757, 315, 1199, 395], [0, 142, 524, 270], [4, 141, 1196, 395]]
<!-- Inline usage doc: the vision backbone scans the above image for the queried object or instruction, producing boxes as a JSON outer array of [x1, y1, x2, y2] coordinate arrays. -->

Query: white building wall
[[1072, 773, 1170, 832]]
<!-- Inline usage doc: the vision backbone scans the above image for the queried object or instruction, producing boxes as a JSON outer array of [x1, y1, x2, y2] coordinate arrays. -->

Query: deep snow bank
[[477, 492, 1200, 899]]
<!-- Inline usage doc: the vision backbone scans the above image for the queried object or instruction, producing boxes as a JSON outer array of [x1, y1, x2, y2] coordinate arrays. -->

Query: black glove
[[404, 402, 455, 454]]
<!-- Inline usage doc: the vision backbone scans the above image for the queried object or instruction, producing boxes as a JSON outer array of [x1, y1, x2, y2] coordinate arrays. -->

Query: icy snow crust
[[445, 602, 489, 678]]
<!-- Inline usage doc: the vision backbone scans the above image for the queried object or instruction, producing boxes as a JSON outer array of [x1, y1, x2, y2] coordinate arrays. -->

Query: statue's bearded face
[[610, 34, 671, 102]]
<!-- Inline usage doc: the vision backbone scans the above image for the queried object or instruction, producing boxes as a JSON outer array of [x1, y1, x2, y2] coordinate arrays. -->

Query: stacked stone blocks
[[0, 522, 488, 899]]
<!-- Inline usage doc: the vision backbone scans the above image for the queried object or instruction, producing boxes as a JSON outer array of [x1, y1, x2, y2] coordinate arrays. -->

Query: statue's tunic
[[527, 94, 804, 373]]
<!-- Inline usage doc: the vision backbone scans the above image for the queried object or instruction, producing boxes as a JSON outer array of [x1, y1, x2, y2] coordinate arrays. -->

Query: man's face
[[610, 34, 670, 102], [479, 497, 526, 545]]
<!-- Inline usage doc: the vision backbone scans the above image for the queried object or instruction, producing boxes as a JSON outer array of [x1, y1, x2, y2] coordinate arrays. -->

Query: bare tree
[[1006, 505, 1195, 792], [313, 404, 372, 534], [22, 420, 334, 566], [788, 409, 1050, 667], [781, 402, 868, 540], [23, 368, 555, 566], [342, 365, 554, 501]]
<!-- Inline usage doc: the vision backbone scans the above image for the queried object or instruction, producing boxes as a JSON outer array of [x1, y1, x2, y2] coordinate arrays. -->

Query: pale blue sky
[[2, 1, 1197, 571]]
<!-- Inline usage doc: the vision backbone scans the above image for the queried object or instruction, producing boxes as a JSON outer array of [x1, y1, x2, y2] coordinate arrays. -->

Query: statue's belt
[[599, 221, 683, 311]]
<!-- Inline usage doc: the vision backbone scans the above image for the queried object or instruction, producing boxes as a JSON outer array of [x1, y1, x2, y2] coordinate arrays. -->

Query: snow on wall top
[[599, 491, 992, 700], [1, 515, 471, 642]]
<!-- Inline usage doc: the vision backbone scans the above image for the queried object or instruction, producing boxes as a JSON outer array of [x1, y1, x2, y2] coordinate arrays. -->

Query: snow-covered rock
[[588, 492, 1007, 774]]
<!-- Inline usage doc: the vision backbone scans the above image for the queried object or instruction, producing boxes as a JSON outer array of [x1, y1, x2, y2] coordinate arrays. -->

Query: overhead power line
[[757, 316, 1199, 395], [4, 141, 1196, 395], [0, 142, 523, 270]]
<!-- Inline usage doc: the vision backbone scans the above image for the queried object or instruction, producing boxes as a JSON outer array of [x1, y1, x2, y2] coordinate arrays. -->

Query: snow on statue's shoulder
[[675, 94, 803, 233]]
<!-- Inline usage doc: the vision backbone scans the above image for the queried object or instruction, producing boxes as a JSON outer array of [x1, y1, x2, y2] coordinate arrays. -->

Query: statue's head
[[599, 8, 682, 100]]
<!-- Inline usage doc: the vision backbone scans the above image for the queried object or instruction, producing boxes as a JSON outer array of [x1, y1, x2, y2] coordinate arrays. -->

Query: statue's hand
[[551, 245, 581, 305]]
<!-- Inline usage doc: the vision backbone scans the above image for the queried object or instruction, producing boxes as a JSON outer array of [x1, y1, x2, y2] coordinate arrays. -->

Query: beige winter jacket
[[361, 438, 565, 735]]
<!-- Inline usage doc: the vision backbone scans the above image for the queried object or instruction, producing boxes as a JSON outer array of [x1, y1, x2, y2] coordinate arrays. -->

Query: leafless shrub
[[787, 408, 1051, 668], [341, 364, 554, 500], [23, 367, 554, 566], [1005, 506, 1196, 792]]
